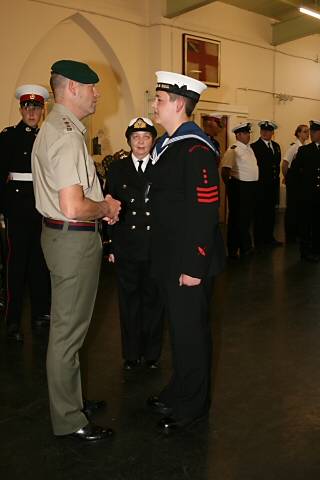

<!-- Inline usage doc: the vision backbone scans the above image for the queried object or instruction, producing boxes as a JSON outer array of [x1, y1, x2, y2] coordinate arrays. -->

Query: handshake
[[102, 194, 121, 225]]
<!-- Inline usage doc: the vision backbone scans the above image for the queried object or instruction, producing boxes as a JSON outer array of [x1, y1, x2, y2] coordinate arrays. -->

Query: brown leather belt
[[44, 217, 100, 232]]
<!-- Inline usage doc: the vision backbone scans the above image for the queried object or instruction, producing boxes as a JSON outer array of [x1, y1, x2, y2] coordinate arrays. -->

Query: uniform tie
[[268, 141, 274, 153], [137, 160, 143, 173]]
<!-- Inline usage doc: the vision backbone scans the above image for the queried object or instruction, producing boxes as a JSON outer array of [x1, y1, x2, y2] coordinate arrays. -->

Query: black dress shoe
[[64, 422, 114, 441], [123, 359, 140, 371], [158, 414, 206, 433], [33, 314, 50, 328], [6, 329, 23, 343], [301, 252, 320, 263], [145, 360, 159, 369], [147, 395, 173, 415], [82, 399, 106, 416]]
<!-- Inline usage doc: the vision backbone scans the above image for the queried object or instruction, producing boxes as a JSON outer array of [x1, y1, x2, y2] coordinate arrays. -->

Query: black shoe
[[6, 326, 23, 343], [33, 314, 50, 328], [123, 359, 140, 371], [266, 238, 283, 247], [145, 360, 159, 370], [62, 422, 114, 441], [82, 399, 106, 417], [158, 414, 207, 433], [147, 395, 173, 415], [301, 252, 320, 263]]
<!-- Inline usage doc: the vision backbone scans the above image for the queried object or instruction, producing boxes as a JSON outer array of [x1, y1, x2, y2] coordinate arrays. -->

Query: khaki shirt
[[32, 103, 103, 221]]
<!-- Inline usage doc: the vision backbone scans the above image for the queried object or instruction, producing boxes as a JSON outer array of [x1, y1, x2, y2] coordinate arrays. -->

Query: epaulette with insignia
[[290, 142, 295, 146], [1, 128, 8, 134], [230, 145, 237, 149], [62, 117, 74, 132]]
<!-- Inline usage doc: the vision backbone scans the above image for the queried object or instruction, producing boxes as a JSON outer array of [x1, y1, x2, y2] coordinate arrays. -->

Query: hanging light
[[299, 6, 320, 20]]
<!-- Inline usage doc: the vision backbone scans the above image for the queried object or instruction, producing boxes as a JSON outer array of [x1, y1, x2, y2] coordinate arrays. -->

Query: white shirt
[[131, 153, 150, 172], [262, 138, 274, 153], [283, 139, 303, 168], [222, 140, 258, 181]]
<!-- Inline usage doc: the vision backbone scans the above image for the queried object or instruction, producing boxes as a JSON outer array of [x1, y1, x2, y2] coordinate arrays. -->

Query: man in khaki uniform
[[32, 59, 121, 441]]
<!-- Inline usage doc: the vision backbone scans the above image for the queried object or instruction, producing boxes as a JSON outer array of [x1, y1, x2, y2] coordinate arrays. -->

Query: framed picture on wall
[[183, 34, 221, 87]]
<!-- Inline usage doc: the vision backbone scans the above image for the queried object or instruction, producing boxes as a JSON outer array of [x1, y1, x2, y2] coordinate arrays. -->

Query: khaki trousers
[[41, 224, 102, 435]]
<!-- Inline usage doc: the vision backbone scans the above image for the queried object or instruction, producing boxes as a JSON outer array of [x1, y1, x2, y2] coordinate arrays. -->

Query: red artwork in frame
[[183, 34, 221, 87]]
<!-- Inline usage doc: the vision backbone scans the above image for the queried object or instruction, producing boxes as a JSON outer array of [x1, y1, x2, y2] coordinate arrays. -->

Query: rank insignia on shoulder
[[188, 144, 209, 153], [290, 142, 295, 146], [1, 128, 8, 133], [230, 145, 237, 149]]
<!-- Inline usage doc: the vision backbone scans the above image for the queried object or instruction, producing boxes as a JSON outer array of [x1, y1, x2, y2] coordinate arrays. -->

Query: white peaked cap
[[232, 122, 251, 133], [15, 84, 49, 103]]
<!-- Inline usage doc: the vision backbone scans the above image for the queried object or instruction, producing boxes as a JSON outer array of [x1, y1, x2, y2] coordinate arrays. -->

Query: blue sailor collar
[[150, 121, 219, 164]]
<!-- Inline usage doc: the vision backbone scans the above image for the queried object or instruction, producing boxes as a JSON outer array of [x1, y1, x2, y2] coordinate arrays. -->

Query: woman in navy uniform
[[0, 85, 51, 341], [106, 118, 164, 370], [146, 71, 225, 433]]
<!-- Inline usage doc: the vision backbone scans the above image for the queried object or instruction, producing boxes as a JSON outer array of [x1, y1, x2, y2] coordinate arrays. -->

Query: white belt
[[9, 172, 33, 181]]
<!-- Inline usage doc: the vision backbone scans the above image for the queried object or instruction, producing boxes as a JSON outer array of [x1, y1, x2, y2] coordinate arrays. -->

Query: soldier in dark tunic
[[290, 120, 320, 262], [0, 85, 51, 342], [146, 71, 225, 433], [105, 117, 164, 370], [251, 120, 283, 247]]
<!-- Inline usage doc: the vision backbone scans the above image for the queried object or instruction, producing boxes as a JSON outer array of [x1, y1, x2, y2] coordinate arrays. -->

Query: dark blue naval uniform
[[147, 122, 225, 422], [0, 120, 50, 333], [105, 154, 164, 363]]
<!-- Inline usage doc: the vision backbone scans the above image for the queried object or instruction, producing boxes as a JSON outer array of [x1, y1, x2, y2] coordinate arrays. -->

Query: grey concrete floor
[[1, 235, 320, 479]]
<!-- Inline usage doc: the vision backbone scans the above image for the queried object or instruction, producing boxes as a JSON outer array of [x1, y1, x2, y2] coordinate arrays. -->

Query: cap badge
[[134, 119, 147, 129]]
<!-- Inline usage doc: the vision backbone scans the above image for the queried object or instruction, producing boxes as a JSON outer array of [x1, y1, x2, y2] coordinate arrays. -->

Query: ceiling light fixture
[[299, 6, 320, 20]]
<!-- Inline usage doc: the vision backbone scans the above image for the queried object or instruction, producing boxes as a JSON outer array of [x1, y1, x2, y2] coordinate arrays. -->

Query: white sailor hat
[[258, 120, 278, 131], [232, 122, 251, 134], [155, 71, 207, 102], [309, 120, 320, 131], [15, 84, 49, 107], [125, 117, 157, 139]]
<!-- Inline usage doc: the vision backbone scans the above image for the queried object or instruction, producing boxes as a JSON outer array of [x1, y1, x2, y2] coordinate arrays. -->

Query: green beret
[[51, 59, 99, 84]]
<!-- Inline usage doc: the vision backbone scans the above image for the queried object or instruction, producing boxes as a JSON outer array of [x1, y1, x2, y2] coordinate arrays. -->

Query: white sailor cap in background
[[15, 84, 49, 106], [258, 120, 278, 131], [232, 122, 251, 134], [155, 71, 207, 102], [125, 117, 157, 139]]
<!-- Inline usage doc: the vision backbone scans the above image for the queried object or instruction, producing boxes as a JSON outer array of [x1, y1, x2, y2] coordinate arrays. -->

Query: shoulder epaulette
[[290, 142, 295, 146], [230, 145, 237, 149]]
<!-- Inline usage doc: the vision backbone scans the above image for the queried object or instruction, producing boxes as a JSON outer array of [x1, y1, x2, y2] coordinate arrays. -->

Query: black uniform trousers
[[156, 275, 213, 421], [254, 181, 278, 245], [115, 257, 163, 362], [284, 172, 298, 242], [226, 178, 256, 255], [5, 211, 50, 329], [297, 196, 320, 255]]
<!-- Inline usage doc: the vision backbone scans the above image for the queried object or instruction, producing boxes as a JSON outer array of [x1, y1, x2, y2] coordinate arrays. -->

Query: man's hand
[[179, 274, 201, 287], [104, 194, 121, 222]]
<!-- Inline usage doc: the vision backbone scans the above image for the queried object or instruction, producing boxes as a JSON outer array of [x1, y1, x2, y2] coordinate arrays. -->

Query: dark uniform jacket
[[105, 154, 152, 262], [251, 137, 281, 186], [0, 120, 39, 218], [148, 134, 225, 280], [290, 142, 320, 202]]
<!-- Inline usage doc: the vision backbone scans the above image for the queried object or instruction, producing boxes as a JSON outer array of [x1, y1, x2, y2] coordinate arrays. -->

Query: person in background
[[106, 117, 164, 371], [221, 122, 258, 259], [146, 71, 225, 433], [32, 59, 121, 442], [202, 113, 223, 161], [290, 120, 320, 262], [0, 85, 51, 342], [282, 124, 309, 244], [251, 120, 283, 248]]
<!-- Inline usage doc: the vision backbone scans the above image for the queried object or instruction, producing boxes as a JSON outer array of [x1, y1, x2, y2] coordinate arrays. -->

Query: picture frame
[[183, 34, 221, 87]]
